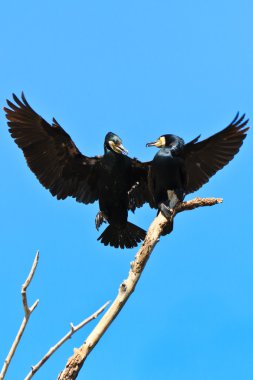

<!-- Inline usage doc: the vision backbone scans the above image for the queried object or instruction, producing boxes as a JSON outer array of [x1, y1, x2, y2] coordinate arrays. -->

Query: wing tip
[[21, 91, 27, 104], [226, 112, 250, 136], [52, 117, 60, 127], [12, 92, 19, 103]]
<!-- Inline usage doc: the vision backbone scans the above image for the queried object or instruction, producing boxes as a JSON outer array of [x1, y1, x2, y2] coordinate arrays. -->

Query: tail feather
[[97, 222, 146, 249]]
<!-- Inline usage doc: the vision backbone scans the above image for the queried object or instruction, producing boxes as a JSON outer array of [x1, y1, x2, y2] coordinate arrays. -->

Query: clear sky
[[0, 1, 252, 379]]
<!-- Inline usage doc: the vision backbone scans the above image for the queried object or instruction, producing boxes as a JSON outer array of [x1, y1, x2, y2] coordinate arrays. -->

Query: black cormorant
[[146, 113, 249, 232], [4, 93, 148, 249]]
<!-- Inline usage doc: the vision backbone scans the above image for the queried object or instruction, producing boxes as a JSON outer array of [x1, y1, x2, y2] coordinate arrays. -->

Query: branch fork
[[0, 251, 40, 380], [0, 251, 109, 380]]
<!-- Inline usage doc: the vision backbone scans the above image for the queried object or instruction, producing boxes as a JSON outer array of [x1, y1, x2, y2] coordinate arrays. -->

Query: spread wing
[[4, 93, 101, 204], [183, 113, 249, 195], [128, 159, 155, 210]]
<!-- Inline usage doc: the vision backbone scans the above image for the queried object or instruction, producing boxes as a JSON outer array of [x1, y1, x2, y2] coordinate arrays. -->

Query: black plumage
[[146, 113, 249, 232], [4, 93, 148, 249]]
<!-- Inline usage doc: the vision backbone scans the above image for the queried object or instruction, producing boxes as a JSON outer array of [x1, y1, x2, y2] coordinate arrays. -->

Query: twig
[[24, 301, 110, 380], [57, 197, 222, 380], [0, 251, 40, 380]]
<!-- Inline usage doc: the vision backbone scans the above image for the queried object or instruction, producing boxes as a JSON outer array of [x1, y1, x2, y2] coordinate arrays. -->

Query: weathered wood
[[58, 197, 222, 380]]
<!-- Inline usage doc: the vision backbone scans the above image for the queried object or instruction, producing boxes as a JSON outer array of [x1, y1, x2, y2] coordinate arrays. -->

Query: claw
[[95, 211, 107, 230]]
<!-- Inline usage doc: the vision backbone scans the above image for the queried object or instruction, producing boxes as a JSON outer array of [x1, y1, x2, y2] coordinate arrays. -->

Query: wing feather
[[183, 113, 249, 194], [128, 159, 154, 210], [4, 93, 100, 203]]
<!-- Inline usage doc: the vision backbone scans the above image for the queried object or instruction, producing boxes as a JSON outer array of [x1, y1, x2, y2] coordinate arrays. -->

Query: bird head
[[146, 134, 184, 151], [104, 132, 128, 155]]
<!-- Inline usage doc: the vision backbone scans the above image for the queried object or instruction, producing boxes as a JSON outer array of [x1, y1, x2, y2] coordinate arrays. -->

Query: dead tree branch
[[0, 251, 40, 380], [58, 197, 222, 380], [24, 301, 110, 380]]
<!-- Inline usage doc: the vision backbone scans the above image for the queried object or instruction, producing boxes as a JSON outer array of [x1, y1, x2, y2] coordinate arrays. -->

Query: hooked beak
[[108, 140, 128, 155], [146, 141, 157, 147], [146, 136, 165, 148], [117, 143, 128, 155]]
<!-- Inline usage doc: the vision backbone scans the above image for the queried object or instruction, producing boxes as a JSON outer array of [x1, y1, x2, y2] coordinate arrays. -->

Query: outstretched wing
[[183, 113, 249, 195], [4, 93, 101, 203], [128, 159, 154, 211]]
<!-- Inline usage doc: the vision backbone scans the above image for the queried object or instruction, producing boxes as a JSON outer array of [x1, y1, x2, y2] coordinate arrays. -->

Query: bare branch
[[58, 197, 222, 380], [21, 251, 39, 316], [24, 301, 110, 380], [0, 251, 40, 380]]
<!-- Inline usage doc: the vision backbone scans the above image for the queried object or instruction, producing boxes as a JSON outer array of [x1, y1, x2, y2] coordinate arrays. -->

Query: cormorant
[[146, 113, 249, 232], [4, 93, 148, 249]]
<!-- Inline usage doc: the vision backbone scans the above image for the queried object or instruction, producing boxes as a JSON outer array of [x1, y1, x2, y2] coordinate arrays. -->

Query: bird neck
[[156, 147, 173, 158], [104, 145, 118, 156], [162, 140, 184, 156]]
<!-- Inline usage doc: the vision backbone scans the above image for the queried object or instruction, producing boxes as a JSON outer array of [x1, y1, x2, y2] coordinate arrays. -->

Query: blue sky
[[0, 1, 252, 379]]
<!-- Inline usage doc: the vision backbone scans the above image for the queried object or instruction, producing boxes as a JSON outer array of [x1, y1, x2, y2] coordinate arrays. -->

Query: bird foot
[[159, 203, 173, 219], [95, 211, 107, 231]]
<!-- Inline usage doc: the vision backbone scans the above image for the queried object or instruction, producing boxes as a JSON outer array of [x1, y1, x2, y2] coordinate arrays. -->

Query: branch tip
[[30, 299, 39, 313]]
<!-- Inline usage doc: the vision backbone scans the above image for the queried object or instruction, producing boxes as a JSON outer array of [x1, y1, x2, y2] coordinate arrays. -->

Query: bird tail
[[97, 222, 146, 249]]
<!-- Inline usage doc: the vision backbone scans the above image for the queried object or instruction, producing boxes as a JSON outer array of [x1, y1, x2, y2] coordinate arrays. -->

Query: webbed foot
[[159, 202, 174, 236], [159, 202, 173, 219]]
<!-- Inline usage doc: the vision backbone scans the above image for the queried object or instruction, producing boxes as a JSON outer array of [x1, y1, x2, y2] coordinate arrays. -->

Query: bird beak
[[109, 141, 128, 155], [146, 141, 157, 147], [146, 136, 165, 148], [117, 143, 128, 155]]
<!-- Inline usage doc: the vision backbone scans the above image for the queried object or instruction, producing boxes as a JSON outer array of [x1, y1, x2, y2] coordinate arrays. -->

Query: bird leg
[[159, 190, 182, 218], [95, 211, 108, 231], [158, 201, 175, 236], [159, 201, 173, 219]]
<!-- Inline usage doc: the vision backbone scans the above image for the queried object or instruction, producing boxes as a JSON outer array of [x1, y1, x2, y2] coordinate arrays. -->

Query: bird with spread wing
[[4, 93, 150, 249], [146, 113, 249, 233]]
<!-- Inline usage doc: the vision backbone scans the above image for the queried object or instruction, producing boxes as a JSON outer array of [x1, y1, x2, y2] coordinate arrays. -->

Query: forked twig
[[0, 251, 40, 380]]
